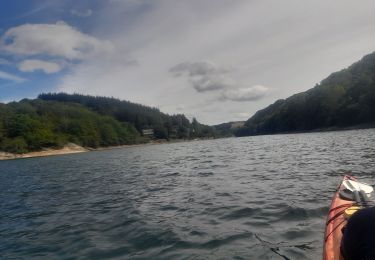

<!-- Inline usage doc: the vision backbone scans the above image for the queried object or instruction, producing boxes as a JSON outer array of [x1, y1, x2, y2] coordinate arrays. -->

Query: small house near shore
[[142, 129, 154, 137]]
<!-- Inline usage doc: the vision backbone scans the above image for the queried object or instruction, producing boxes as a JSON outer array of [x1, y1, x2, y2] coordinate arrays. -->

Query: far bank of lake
[[0, 138, 214, 161]]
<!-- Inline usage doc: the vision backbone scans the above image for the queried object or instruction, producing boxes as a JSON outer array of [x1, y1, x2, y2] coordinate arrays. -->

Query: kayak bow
[[323, 175, 374, 260]]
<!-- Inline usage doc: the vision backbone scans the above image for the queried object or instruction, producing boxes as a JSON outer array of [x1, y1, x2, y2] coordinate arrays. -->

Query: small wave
[[201, 205, 237, 216], [161, 232, 254, 255], [215, 192, 232, 197], [163, 172, 180, 177], [220, 207, 257, 220], [362, 154, 375, 158], [159, 205, 179, 211], [146, 187, 168, 192], [101, 219, 137, 232], [254, 233, 315, 260], [198, 171, 214, 177], [189, 230, 206, 236], [281, 229, 314, 240], [275, 205, 328, 222], [201, 233, 253, 249], [200, 160, 213, 163]]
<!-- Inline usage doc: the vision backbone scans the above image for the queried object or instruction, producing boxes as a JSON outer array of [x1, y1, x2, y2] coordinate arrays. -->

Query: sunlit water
[[1, 129, 375, 259]]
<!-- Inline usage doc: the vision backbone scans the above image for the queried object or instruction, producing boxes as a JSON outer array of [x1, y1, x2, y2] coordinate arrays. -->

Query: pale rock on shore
[[0, 143, 88, 161]]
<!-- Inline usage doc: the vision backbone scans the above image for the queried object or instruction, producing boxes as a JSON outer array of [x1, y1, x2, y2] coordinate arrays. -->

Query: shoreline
[[0, 139, 209, 161], [2, 125, 375, 161], [238, 123, 375, 137], [0, 143, 89, 161]]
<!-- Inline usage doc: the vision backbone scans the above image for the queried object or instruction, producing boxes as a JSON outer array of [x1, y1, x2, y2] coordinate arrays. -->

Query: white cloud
[[71, 9, 93, 17], [220, 85, 269, 102], [0, 70, 26, 83], [18, 59, 63, 74], [1, 21, 113, 60]]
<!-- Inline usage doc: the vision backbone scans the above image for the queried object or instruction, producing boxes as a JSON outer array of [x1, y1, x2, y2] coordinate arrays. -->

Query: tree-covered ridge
[[38, 93, 216, 139], [236, 51, 375, 136], [0, 99, 142, 153], [0, 94, 218, 154], [214, 121, 245, 137]]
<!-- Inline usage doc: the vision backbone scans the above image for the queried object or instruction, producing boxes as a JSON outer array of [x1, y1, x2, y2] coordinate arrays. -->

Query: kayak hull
[[323, 176, 354, 260]]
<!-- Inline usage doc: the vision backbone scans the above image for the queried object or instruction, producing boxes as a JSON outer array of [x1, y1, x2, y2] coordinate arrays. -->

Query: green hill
[[0, 94, 217, 154], [236, 52, 375, 136]]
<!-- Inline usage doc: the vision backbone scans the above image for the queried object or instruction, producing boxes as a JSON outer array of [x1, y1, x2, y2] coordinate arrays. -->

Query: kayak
[[323, 175, 374, 260]]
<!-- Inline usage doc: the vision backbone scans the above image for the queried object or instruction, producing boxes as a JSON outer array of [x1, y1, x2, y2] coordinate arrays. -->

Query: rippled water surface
[[2, 129, 375, 259]]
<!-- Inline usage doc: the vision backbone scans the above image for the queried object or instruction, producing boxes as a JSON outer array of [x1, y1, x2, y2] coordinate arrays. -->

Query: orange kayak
[[323, 176, 352, 260], [323, 176, 373, 260]]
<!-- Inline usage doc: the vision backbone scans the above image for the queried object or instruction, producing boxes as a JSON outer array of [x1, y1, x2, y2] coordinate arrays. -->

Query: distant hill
[[214, 121, 245, 137], [0, 94, 217, 154], [236, 52, 375, 136], [39, 93, 217, 139], [40, 93, 191, 139]]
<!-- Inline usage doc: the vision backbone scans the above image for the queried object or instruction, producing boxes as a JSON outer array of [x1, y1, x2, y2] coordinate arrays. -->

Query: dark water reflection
[[1, 129, 375, 259]]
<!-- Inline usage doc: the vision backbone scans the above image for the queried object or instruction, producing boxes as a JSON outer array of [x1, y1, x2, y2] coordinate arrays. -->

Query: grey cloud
[[170, 61, 232, 92], [170, 61, 230, 77], [170, 61, 269, 99], [190, 76, 229, 92], [220, 85, 269, 102]]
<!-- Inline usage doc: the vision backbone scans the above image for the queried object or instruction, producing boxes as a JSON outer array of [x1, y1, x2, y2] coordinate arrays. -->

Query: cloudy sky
[[1, 0, 375, 124]]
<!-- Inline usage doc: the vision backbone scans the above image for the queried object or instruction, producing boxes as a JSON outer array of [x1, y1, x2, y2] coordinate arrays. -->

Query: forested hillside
[[236, 52, 375, 136], [214, 121, 245, 137], [39, 93, 215, 139], [0, 94, 217, 154], [0, 99, 143, 154]]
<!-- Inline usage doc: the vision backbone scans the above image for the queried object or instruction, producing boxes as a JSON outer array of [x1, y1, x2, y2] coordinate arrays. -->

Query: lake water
[[1, 129, 375, 259]]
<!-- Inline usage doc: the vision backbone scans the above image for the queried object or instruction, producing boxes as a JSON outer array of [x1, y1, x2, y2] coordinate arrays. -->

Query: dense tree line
[[39, 93, 216, 140], [0, 94, 219, 154], [236, 51, 375, 136], [0, 99, 142, 153]]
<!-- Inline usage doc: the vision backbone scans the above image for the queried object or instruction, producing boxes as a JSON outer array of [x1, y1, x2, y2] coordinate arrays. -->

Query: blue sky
[[0, 0, 113, 101], [1, 0, 375, 124]]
